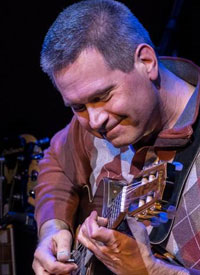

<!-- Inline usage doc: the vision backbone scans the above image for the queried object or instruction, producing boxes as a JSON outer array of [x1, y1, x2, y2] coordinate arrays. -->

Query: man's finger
[[35, 238, 77, 274], [81, 211, 114, 244], [52, 229, 72, 262], [78, 224, 98, 253], [97, 216, 108, 227], [32, 258, 50, 275], [57, 250, 71, 262]]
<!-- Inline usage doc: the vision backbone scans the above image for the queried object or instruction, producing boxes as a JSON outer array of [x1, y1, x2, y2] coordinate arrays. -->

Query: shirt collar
[[154, 57, 200, 148]]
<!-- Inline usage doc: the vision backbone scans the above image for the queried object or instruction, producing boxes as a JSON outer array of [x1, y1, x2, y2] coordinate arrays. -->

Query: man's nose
[[87, 105, 108, 130]]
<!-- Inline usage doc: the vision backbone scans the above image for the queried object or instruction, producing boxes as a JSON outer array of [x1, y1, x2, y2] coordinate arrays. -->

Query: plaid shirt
[[166, 152, 200, 270]]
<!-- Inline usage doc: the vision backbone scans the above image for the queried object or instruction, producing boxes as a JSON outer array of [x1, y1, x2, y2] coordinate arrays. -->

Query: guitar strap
[[150, 108, 200, 246]]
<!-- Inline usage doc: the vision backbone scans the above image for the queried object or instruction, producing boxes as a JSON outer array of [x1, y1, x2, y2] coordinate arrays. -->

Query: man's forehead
[[55, 48, 110, 75], [53, 49, 115, 90]]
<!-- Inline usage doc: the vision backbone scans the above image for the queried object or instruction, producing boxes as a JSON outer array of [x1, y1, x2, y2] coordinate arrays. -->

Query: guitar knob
[[157, 212, 168, 223], [150, 216, 162, 227], [154, 202, 176, 219], [147, 209, 161, 215], [149, 213, 168, 227], [146, 209, 168, 223], [137, 213, 154, 220], [136, 212, 168, 226], [166, 205, 176, 219], [154, 202, 163, 210]]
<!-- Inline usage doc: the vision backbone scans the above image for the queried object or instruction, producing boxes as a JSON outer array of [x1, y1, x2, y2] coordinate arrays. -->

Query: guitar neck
[[103, 185, 126, 229]]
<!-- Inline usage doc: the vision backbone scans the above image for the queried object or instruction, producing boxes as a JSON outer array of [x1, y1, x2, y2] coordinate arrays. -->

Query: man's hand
[[77, 211, 189, 275], [32, 219, 77, 275], [77, 211, 149, 275]]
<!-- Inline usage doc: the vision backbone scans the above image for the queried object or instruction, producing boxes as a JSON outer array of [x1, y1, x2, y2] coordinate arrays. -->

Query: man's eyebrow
[[88, 84, 115, 101], [64, 84, 115, 107]]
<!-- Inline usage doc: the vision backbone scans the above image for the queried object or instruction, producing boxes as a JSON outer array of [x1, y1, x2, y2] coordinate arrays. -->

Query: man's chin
[[107, 137, 133, 148], [90, 129, 141, 148], [92, 132, 125, 147], [109, 134, 145, 148]]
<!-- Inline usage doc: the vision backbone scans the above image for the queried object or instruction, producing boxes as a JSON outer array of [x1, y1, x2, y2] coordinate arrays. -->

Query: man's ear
[[134, 44, 158, 82]]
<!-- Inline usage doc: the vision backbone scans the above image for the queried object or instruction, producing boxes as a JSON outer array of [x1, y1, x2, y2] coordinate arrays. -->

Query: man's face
[[54, 48, 160, 148]]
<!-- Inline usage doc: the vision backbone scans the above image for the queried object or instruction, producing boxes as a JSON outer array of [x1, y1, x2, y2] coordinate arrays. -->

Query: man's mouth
[[97, 118, 126, 140], [98, 123, 119, 139]]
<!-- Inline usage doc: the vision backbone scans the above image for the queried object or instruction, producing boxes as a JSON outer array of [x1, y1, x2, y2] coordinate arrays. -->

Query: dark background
[[0, 1, 199, 274]]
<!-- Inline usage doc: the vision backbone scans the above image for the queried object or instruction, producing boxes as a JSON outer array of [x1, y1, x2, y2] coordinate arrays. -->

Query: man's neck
[[158, 64, 195, 130], [133, 65, 196, 151]]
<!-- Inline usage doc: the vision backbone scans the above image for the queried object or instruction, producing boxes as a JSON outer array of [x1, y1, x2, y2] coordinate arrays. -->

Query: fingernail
[[57, 250, 70, 258]]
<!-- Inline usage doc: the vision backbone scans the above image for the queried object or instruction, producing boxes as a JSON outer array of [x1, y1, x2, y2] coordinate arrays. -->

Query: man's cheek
[[76, 114, 89, 127]]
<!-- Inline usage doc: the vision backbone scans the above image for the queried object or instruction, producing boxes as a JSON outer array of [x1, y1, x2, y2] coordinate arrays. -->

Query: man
[[32, 0, 200, 274]]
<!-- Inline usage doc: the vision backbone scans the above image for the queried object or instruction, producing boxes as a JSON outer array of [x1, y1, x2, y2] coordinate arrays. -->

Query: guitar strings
[[105, 174, 158, 217], [104, 180, 142, 222], [71, 245, 88, 273], [72, 174, 159, 269], [72, 179, 144, 262]]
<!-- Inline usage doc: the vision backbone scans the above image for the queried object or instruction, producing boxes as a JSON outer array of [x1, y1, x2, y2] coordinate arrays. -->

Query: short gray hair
[[41, 0, 154, 79]]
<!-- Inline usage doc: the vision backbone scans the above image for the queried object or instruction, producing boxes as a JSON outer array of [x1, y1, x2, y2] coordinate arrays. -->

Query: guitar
[[71, 162, 175, 275]]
